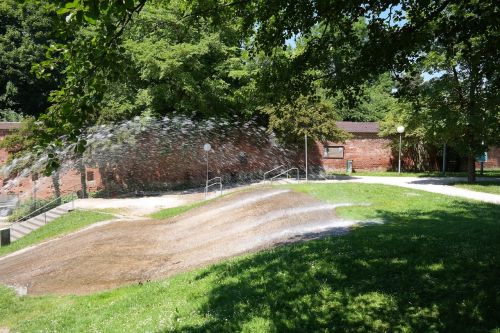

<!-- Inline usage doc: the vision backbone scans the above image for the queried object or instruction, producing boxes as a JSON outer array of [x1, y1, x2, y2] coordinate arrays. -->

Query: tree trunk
[[77, 159, 87, 198], [467, 154, 476, 183], [51, 170, 61, 204]]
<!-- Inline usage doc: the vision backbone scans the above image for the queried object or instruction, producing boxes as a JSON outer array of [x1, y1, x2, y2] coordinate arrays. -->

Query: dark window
[[86, 171, 95, 182], [238, 151, 248, 165], [323, 146, 344, 159]]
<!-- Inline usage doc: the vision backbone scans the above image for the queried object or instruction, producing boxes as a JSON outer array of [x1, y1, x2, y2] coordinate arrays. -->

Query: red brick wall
[[0, 149, 9, 166], [2, 167, 103, 201], [92, 129, 294, 194], [315, 133, 393, 172], [0, 125, 498, 202], [0, 129, 13, 165]]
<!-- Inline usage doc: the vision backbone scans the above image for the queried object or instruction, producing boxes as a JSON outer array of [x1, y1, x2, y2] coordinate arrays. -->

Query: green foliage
[[0, 0, 60, 117], [149, 201, 208, 220], [196, 1, 499, 177], [378, 95, 438, 171], [23, 0, 263, 173], [28, 1, 147, 165], [262, 95, 349, 143], [0, 117, 41, 175], [15, 0, 500, 179], [1, 184, 500, 332], [379, 1, 500, 178], [0, 117, 36, 153], [336, 73, 399, 122], [97, 1, 258, 122]]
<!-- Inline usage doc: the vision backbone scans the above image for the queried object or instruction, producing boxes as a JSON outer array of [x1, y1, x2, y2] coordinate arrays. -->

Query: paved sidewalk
[[37, 176, 500, 217], [339, 176, 500, 204], [73, 191, 205, 216]]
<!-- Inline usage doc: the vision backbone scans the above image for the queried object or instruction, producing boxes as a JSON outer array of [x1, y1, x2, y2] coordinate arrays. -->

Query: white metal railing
[[13, 184, 81, 224], [205, 177, 222, 198], [269, 167, 300, 182], [263, 165, 285, 181]]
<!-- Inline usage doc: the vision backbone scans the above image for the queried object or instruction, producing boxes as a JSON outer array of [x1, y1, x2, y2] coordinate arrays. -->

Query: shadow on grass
[[164, 200, 500, 333]]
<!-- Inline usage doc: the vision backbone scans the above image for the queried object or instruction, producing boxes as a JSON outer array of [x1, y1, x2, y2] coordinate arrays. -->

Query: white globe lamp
[[397, 126, 405, 173]]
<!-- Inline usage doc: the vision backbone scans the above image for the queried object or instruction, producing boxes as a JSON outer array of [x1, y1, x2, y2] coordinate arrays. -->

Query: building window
[[86, 171, 95, 182], [238, 151, 248, 165], [324, 146, 344, 159]]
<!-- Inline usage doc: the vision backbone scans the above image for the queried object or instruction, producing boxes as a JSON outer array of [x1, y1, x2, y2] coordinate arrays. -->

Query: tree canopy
[[97, 0, 259, 122], [0, 0, 60, 120], [4, 0, 500, 181]]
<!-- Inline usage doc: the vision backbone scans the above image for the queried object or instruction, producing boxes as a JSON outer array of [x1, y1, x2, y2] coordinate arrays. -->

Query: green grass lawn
[[1, 183, 500, 332], [452, 181, 500, 195], [149, 200, 208, 219], [0, 210, 113, 258]]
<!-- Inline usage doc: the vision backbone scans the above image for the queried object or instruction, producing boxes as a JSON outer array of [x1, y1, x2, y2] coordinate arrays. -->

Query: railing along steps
[[9, 204, 71, 242]]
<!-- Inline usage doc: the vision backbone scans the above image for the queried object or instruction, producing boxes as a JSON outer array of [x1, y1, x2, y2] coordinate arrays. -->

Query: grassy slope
[[1, 183, 500, 332], [0, 210, 113, 258], [453, 181, 500, 195], [149, 201, 208, 219]]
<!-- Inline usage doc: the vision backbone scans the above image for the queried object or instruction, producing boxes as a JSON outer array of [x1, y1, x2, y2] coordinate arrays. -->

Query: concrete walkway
[[331, 176, 500, 204], [43, 176, 500, 217], [73, 191, 206, 216]]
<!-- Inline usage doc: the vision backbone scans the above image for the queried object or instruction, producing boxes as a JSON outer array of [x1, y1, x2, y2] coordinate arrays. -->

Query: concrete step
[[8, 203, 71, 242], [44, 212, 62, 220], [53, 207, 70, 214], [29, 217, 47, 227], [19, 221, 40, 231], [10, 229, 24, 242], [25, 221, 45, 230], [48, 207, 66, 215], [10, 224, 30, 235]]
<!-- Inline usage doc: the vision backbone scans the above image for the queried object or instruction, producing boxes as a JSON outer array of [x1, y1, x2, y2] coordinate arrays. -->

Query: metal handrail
[[205, 177, 222, 198], [13, 184, 81, 223], [269, 167, 300, 182], [206, 177, 222, 184], [263, 165, 285, 181]]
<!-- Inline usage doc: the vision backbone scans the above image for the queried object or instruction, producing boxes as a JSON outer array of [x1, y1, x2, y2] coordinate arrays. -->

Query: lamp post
[[397, 126, 405, 174], [442, 143, 447, 176], [203, 143, 211, 195], [32, 173, 38, 210], [304, 134, 308, 181]]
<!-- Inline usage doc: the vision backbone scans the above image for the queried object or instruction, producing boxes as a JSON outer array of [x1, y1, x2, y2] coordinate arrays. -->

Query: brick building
[[314, 121, 499, 172], [316, 122, 393, 172]]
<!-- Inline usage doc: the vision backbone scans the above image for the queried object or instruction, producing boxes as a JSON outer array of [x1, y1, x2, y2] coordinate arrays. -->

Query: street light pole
[[442, 143, 447, 176], [397, 126, 405, 174], [203, 143, 211, 198], [305, 134, 308, 181]]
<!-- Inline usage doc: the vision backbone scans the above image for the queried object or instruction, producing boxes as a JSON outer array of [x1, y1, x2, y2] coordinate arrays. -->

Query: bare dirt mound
[[0, 187, 358, 295]]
